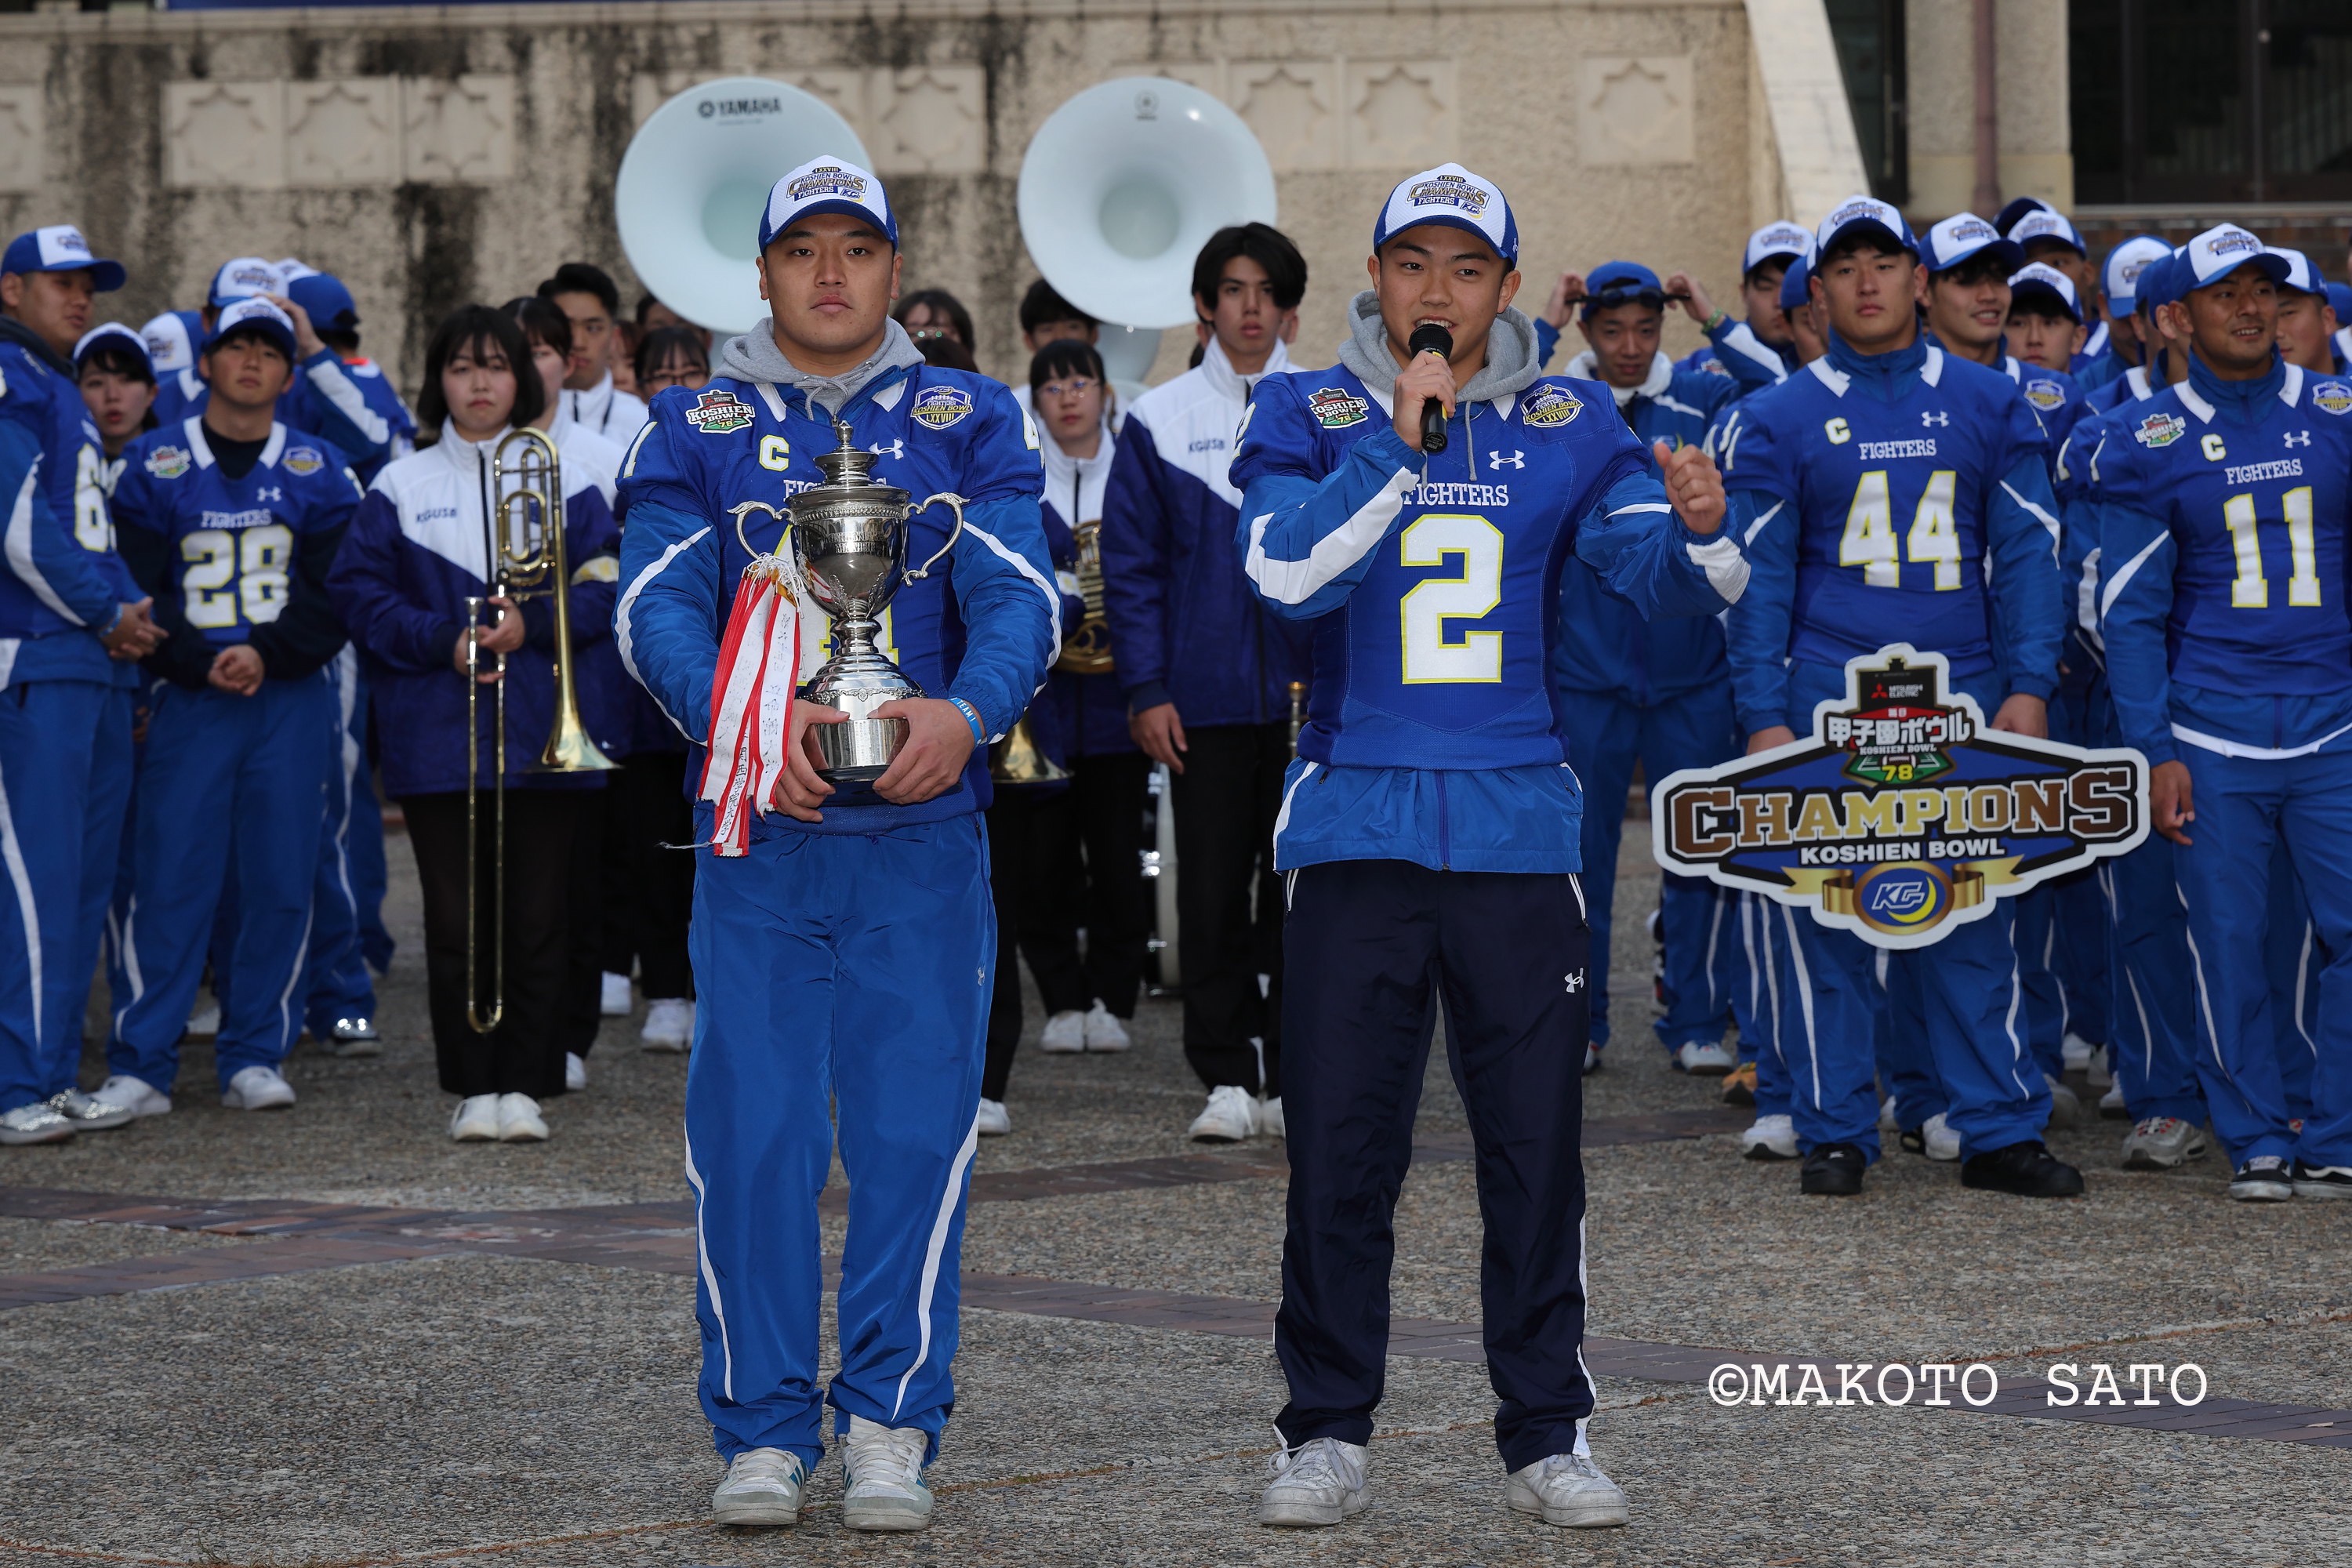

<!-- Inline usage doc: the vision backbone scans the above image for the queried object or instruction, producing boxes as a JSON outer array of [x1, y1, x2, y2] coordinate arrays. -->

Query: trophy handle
[[729, 499, 789, 561], [902, 492, 968, 583]]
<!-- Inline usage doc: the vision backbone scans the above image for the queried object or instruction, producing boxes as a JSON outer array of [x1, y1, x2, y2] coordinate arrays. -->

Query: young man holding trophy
[[615, 156, 1058, 1533]]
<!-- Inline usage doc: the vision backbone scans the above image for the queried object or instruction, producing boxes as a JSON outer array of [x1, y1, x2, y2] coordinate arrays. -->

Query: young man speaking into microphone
[[1232, 163, 1740, 1530]]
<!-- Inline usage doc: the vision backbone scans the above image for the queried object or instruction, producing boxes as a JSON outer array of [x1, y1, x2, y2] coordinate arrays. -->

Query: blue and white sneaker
[[713, 1446, 806, 1527], [842, 1414, 933, 1531]]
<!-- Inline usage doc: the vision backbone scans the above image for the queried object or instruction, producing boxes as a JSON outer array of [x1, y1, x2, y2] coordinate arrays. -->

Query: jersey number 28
[[181, 524, 293, 630]]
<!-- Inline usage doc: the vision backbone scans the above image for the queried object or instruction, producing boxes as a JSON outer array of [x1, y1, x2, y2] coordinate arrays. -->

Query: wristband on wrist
[[1704, 309, 1730, 333], [948, 697, 986, 742]]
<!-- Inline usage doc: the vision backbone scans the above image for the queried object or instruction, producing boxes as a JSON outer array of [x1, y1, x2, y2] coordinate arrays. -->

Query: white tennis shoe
[[1189, 1084, 1259, 1142], [1040, 1010, 1087, 1052], [220, 1065, 296, 1111], [1257, 1436, 1369, 1527], [841, 1415, 933, 1531], [1506, 1450, 1628, 1527], [449, 1094, 500, 1141], [712, 1446, 806, 1527]]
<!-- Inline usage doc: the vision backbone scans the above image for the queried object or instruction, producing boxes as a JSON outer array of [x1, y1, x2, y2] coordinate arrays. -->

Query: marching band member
[[1552, 260, 1743, 1076], [636, 327, 711, 397], [891, 288, 974, 351], [2097, 227, 2352, 1203], [1034, 339, 1150, 1058], [0, 225, 162, 1144], [1008, 280, 1099, 416], [74, 322, 158, 470], [537, 263, 648, 443], [615, 156, 1055, 1532], [102, 299, 357, 1116], [1722, 197, 2078, 1200], [325, 305, 619, 1143], [1100, 221, 1312, 1143], [1233, 162, 1736, 1531]]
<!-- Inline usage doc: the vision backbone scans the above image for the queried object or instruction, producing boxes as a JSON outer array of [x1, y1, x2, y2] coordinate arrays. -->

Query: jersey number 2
[[181, 524, 293, 630], [1840, 470, 1960, 590], [1399, 514, 1503, 684]]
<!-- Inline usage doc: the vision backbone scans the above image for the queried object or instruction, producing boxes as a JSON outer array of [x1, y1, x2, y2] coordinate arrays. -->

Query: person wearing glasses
[[892, 288, 974, 352], [635, 327, 711, 397]]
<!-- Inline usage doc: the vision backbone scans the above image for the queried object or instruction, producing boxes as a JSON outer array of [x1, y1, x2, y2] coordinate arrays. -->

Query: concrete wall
[[0, 0, 1793, 402], [1905, 0, 2071, 221]]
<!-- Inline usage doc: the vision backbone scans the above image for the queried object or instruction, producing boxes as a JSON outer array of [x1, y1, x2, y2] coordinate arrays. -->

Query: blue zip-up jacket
[[1232, 358, 1747, 874], [152, 346, 401, 478], [325, 428, 619, 798], [0, 318, 139, 688], [614, 361, 1058, 840], [1552, 349, 1739, 703], [1039, 424, 1136, 759], [2096, 357, 2352, 768], [1098, 336, 1312, 728], [1720, 332, 2063, 737]]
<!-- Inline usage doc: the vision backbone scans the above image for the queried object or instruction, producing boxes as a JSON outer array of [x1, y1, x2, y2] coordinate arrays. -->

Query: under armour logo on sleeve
[[1565, 970, 1586, 993]]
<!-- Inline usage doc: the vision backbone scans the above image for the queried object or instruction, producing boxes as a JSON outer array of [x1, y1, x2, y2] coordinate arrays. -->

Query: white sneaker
[[713, 1446, 807, 1528], [1918, 1111, 1961, 1162], [1039, 1010, 1087, 1052], [183, 1001, 220, 1040], [600, 971, 633, 1016], [2061, 1031, 2096, 1073], [2122, 1116, 2210, 1170], [641, 997, 692, 1052], [449, 1094, 500, 1141], [1740, 1113, 1798, 1160], [220, 1065, 296, 1111], [1082, 1000, 1131, 1051], [975, 1097, 1011, 1136], [0, 1102, 76, 1145], [1877, 1094, 1900, 1133], [46, 1087, 136, 1131], [1674, 1041, 1735, 1076], [1189, 1084, 1260, 1142], [496, 1092, 549, 1142], [565, 1051, 588, 1092], [93, 1074, 171, 1118], [1260, 1095, 1285, 1138], [1258, 1436, 1369, 1527], [840, 1414, 933, 1531], [1506, 1450, 1628, 1528], [2044, 1074, 2083, 1131]]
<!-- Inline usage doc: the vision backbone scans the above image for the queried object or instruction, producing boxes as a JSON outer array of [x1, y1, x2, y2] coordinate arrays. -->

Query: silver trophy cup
[[739, 421, 965, 792]]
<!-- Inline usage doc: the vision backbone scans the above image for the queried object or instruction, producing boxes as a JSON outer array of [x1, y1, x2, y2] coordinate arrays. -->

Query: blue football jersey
[[2097, 362, 2352, 705], [1719, 338, 2062, 731], [111, 419, 361, 652], [1232, 363, 1743, 771]]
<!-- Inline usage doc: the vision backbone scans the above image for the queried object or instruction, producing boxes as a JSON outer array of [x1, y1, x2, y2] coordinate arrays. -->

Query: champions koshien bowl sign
[[1651, 647, 2149, 949]]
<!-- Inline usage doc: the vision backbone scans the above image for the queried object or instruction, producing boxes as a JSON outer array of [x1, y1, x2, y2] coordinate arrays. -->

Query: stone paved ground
[[2, 830, 2347, 1566]]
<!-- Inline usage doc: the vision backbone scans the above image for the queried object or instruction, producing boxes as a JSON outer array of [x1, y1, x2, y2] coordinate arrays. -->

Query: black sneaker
[[2230, 1156, 2294, 1202], [1800, 1142, 1867, 1196], [1960, 1140, 2085, 1198], [2288, 1160, 2352, 1200]]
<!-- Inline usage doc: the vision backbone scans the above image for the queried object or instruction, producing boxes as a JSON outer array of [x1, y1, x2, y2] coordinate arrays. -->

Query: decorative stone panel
[[867, 67, 985, 176], [0, 85, 42, 194], [1231, 60, 1340, 172], [285, 78, 400, 187], [165, 79, 285, 191], [402, 75, 513, 185], [1577, 56, 1697, 166]]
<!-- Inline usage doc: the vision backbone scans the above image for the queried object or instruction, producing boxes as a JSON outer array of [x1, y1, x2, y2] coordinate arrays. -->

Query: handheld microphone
[[1406, 323, 1454, 455]]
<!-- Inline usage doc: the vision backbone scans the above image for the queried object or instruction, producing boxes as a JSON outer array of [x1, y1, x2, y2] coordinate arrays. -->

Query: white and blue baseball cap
[[2100, 234, 2172, 313], [209, 256, 285, 309], [1919, 212, 2024, 274], [73, 321, 152, 373], [274, 257, 316, 288], [142, 310, 202, 375], [2007, 263, 2082, 322], [2180, 223, 2289, 290], [1374, 163, 1519, 267], [2, 225, 125, 291], [759, 156, 897, 252], [1993, 196, 2052, 236], [1742, 221, 1815, 276], [205, 296, 298, 359], [2267, 246, 2325, 296], [1813, 194, 1916, 257], [2010, 208, 2086, 256]]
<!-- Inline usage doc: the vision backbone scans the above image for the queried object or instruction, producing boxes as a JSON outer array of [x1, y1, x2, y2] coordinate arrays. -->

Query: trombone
[[464, 426, 616, 1034]]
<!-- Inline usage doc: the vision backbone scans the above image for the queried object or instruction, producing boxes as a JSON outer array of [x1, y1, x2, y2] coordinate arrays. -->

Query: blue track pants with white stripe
[[1556, 683, 1740, 1052], [684, 815, 992, 1468], [2173, 741, 2352, 1169], [1758, 662, 2053, 1160], [107, 674, 334, 1091], [304, 649, 380, 1033], [0, 677, 131, 1111]]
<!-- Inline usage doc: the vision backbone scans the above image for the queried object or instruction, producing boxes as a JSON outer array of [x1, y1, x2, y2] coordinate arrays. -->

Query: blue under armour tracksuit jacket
[[615, 352, 1057, 1471], [1550, 349, 1745, 1055], [1723, 332, 2065, 1163], [0, 318, 143, 1113], [105, 419, 358, 1092], [1232, 303, 1745, 1471], [2096, 354, 2352, 1171]]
